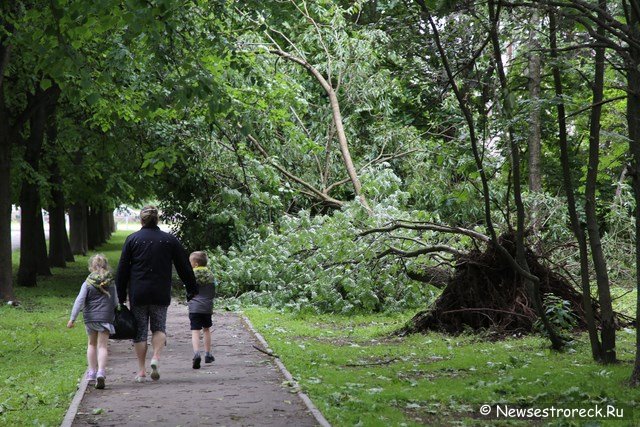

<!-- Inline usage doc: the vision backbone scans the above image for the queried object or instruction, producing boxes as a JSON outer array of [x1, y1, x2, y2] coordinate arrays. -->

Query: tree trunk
[[69, 202, 88, 256], [63, 214, 74, 263], [87, 206, 101, 250], [16, 190, 38, 287], [108, 209, 116, 233], [45, 107, 68, 268], [0, 62, 13, 300], [98, 207, 109, 244], [585, 0, 616, 364], [269, 49, 370, 211], [102, 208, 113, 240], [527, 10, 543, 230], [35, 208, 50, 276], [527, 12, 543, 188], [627, 0, 640, 386], [48, 162, 67, 268], [17, 99, 51, 286], [487, 0, 563, 349], [549, 9, 602, 361]]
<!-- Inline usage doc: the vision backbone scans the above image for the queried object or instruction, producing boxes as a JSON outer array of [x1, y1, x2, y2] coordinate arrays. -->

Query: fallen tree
[[365, 223, 630, 337]]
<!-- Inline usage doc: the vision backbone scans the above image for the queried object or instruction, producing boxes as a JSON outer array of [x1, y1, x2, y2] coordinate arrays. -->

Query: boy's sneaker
[[86, 370, 97, 382], [192, 354, 201, 369], [95, 371, 106, 389], [205, 354, 215, 363]]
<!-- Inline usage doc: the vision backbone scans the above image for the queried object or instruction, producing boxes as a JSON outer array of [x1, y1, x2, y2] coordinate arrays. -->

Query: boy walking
[[188, 251, 216, 369]]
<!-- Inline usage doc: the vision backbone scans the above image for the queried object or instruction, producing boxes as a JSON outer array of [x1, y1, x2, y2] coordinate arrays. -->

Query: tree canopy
[[3, 0, 640, 382]]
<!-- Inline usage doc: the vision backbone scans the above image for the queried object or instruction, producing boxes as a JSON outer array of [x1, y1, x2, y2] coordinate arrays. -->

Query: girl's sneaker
[[96, 371, 106, 389], [86, 370, 97, 382]]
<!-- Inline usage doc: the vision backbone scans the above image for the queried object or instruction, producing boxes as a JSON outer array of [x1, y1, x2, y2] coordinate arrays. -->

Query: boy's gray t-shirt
[[188, 267, 216, 314]]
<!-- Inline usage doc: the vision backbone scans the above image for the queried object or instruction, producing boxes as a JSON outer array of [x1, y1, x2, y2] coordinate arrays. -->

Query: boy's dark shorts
[[189, 313, 213, 330]]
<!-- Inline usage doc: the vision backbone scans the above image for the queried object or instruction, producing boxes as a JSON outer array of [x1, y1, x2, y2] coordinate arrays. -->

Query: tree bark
[[549, 8, 602, 361], [626, 0, 640, 386], [102, 208, 113, 240], [0, 44, 10, 90], [0, 53, 13, 300], [69, 202, 88, 256], [98, 207, 110, 243], [48, 162, 67, 268], [45, 106, 68, 268], [35, 208, 50, 276], [63, 215, 74, 263], [527, 12, 542, 193], [527, 10, 543, 230], [17, 98, 51, 286], [585, 0, 616, 364], [108, 209, 116, 233], [87, 206, 100, 250]]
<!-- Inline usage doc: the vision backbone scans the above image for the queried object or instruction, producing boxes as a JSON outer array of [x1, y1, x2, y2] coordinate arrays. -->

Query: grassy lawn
[[0, 232, 128, 426], [243, 307, 640, 426]]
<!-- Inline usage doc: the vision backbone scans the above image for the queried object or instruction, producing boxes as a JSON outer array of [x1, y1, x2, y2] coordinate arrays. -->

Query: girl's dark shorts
[[189, 313, 213, 330]]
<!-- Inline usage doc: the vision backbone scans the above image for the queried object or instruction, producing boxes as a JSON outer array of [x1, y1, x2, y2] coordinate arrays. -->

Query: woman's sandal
[[134, 375, 146, 383]]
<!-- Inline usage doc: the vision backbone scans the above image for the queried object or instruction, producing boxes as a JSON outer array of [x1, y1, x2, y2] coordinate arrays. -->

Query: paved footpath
[[67, 301, 323, 426]]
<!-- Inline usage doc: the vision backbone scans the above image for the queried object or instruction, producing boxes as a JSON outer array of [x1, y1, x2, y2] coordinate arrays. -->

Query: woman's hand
[[67, 320, 75, 328]]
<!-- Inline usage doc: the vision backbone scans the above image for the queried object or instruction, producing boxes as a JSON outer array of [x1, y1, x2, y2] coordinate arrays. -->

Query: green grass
[[243, 307, 640, 426], [0, 231, 129, 426], [3, 229, 640, 426]]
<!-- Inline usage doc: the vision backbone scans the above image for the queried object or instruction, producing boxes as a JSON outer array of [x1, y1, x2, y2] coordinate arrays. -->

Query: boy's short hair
[[189, 251, 208, 267]]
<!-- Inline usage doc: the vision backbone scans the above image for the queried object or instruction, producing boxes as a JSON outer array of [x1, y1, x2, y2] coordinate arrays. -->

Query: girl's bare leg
[[97, 331, 110, 373], [87, 331, 98, 372]]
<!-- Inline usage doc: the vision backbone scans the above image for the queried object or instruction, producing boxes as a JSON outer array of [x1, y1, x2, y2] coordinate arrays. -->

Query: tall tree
[[583, 0, 616, 363], [487, 0, 563, 349], [46, 109, 73, 268], [548, 8, 602, 361], [626, 0, 640, 384], [527, 10, 543, 230], [0, 36, 13, 301], [17, 87, 57, 286]]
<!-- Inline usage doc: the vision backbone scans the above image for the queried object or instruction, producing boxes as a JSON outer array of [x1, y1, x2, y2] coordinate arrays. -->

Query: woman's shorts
[[131, 305, 168, 343], [189, 313, 212, 330]]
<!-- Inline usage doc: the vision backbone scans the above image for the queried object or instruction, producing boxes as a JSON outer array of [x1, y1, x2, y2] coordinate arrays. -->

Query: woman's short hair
[[189, 251, 208, 267], [140, 206, 158, 227]]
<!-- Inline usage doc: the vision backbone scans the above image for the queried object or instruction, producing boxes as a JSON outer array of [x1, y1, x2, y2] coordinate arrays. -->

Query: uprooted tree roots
[[400, 233, 621, 336]]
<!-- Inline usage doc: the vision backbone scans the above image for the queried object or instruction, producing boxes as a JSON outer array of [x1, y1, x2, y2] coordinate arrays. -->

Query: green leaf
[[40, 79, 52, 90], [86, 93, 100, 106]]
